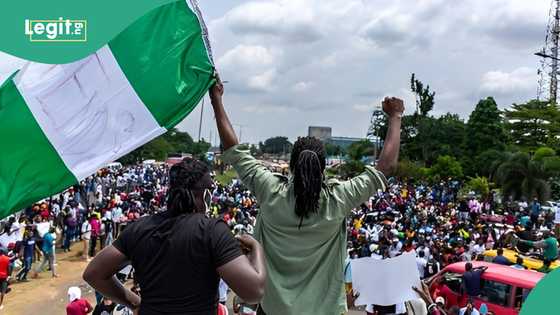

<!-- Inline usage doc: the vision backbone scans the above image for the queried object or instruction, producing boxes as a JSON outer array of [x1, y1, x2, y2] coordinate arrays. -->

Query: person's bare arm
[[375, 97, 404, 176], [82, 246, 140, 310], [210, 78, 238, 150], [217, 235, 266, 304]]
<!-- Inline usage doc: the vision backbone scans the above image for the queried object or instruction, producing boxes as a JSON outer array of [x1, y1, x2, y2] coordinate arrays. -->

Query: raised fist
[[382, 97, 405, 118]]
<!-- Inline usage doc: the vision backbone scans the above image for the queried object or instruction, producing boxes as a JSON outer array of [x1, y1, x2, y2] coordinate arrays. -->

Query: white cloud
[[218, 44, 277, 68], [247, 69, 278, 91], [222, 0, 323, 43], [480, 67, 535, 94], [292, 81, 314, 92]]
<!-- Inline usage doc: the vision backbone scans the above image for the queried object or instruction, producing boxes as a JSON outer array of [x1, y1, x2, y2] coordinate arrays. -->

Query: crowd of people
[[0, 83, 558, 315], [343, 179, 558, 314]]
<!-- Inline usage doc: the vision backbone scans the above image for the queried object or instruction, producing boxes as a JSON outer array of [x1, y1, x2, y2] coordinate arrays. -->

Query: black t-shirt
[[93, 301, 116, 315], [113, 212, 242, 315], [462, 269, 483, 296]]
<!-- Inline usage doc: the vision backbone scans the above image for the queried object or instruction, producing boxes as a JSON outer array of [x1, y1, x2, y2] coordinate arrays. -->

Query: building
[[326, 136, 365, 150], [308, 126, 332, 142]]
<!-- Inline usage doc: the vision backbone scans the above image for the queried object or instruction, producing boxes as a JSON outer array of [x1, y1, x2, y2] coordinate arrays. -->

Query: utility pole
[[197, 98, 205, 142], [233, 124, 246, 144]]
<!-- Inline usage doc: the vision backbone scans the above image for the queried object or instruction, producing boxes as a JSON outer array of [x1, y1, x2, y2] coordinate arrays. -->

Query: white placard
[[351, 252, 421, 306]]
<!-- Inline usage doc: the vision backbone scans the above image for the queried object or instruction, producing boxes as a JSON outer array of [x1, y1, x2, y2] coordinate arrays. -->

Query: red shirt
[[0, 255, 10, 279], [66, 299, 92, 315]]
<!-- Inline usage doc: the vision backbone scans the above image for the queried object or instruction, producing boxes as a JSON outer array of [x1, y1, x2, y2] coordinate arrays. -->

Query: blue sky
[[0, 0, 552, 145]]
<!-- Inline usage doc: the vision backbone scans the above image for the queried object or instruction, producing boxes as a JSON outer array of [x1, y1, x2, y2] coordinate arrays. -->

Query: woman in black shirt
[[83, 158, 266, 315]]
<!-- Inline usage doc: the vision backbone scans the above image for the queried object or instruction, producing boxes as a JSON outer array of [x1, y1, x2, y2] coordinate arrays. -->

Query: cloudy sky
[[0, 0, 551, 145]]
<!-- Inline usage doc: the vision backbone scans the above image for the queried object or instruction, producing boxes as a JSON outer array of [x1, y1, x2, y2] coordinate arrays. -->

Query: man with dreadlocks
[[211, 78, 404, 315], [83, 157, 267, 315]]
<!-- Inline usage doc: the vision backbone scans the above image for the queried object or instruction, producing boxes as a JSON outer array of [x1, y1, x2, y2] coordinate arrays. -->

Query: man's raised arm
[[375, 97, 404, 176], [210, 78, 238, 150]]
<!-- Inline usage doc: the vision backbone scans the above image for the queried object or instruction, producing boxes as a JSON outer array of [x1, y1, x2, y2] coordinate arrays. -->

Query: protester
[[92, 297, 116, 315], [83, 157, 267, 315], [491, 248, 510, 265], [0, 249, 10, 310], [511, 257, 526, 270], [33, 227, 58, 278], [462, 263, 487, 298], [459, 299, 480, 315], [66, 287, 93, 315], [210, 77, 404, 315]]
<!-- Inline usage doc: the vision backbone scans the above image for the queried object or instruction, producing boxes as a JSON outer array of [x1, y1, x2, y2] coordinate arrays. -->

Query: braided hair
[[290, 137, 326, 228], [167, 158, 209, 216]]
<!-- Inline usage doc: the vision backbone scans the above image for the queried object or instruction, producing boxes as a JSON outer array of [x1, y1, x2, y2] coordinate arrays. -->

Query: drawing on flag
[[0, 0, 215, 218]]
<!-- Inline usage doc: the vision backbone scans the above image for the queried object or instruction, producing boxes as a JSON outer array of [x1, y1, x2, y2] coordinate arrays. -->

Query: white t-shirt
[[36, 222, 51, 238], [81, 221, 92, 240], [554, 206, 560, 224], [472, 244, 485, 256], [416, 257, 427, 277]]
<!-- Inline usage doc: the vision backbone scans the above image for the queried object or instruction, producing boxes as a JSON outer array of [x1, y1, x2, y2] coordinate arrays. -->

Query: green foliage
[[401, 114, 466, 166], [469, 149, 508, 179], [215, 169, 237, 186], [465, 176, 490, 197], [466, 97, 507, 157], [504, 100, 560, 151], [494, 152, 555, 202], [339, 160, 365, 178], [119, 128, 210, 165], [395, 160, 424, 179], [325, 143, 344, 156], [410, 73, 435, 116], [534, 147, 557, 161], [428, 155, 464, 180], [260, 137, 292, 154], [347, 140, 375, 161]]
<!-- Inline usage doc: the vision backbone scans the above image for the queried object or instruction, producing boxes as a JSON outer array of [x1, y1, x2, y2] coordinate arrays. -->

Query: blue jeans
[[64, 227, 75, 250], [18, 256, 32, 280]]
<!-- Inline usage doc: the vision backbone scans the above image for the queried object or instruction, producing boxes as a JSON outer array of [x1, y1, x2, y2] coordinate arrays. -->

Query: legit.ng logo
[[25, 18, 87, 42]]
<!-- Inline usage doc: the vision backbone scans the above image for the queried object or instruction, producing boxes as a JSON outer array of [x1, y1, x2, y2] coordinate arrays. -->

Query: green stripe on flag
[[0, 75, 77, 217], [109, 0, 215, 129]]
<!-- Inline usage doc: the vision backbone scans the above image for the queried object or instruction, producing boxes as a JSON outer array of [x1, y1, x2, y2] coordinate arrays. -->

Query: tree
[[395, 160, 424, 180], [118, 129, 210, 165], [401, 114, 466, 166], [325, 143, 344, 156], [346, 140, 375, 161], [410, 73, 435, 117], [466, 97, 507, 157], [494, 152, 557, 202], [470, 149, 508, 179], [465, 176, 490, 197], [260, 137, 292, 154], [504, 100, 560, 152], [429, 155, 464, 180]]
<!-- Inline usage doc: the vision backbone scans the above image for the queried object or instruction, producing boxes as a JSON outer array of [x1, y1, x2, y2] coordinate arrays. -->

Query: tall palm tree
[[494, 152, 553, 201]]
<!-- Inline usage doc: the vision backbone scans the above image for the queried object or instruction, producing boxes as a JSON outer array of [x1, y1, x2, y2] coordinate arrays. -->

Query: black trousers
[[256, 305, 266, 315]]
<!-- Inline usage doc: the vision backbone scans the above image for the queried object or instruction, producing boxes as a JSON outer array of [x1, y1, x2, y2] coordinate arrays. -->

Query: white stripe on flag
[[14, 45, 166, 180]]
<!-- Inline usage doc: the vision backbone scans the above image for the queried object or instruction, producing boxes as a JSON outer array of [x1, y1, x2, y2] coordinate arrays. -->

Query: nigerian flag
[[0, 0, 215, 218]]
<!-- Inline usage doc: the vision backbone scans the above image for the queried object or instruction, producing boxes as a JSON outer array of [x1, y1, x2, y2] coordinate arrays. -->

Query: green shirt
[[222, 145, 387, 315], [527, 237, 559, 261]]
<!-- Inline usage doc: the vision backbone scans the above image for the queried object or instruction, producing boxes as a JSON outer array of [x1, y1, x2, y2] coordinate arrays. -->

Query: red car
[[429, 262, 544, 315]]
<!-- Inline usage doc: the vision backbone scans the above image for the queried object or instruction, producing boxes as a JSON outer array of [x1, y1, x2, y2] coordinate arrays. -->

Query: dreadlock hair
[[290, 137, 326, 228], [167, 158, 209, 216]]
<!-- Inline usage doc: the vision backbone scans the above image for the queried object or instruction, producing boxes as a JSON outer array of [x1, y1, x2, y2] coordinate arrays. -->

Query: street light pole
[[197, 98, 205, 142]]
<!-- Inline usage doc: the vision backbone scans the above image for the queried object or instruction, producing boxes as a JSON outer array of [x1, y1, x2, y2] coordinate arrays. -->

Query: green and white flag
[[0, 0, 215, 218]]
